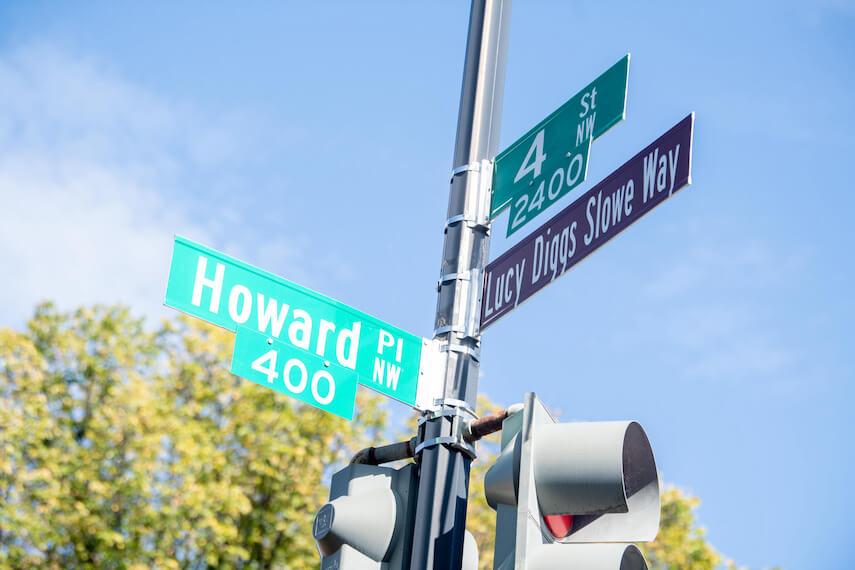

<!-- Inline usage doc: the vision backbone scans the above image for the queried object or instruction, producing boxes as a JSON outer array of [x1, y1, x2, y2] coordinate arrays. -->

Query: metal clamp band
[[439, 343, 480, 361], [438, 271, 471, 285], [444, 214, 490, 231], [433, 324, 466, 336], [414, 436, 456, 454], [451, 162, 482, 176], [414, 398, 479, 459], [417, 404, 477, 425], [414, 436, 477, 459], [433, 398, 476, 416], [445, 214, 469, 226]]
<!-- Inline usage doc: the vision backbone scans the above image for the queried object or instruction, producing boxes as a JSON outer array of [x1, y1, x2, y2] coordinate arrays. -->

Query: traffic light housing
[[314, 463, 418, 569], [485, 393, 659, 569], [314, 462, 480, 569]]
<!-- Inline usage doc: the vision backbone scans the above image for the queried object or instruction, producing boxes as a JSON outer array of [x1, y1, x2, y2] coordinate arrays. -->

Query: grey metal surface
[[316, 463, 417, 569], [463, 531, 480, 570], [409, 0, 511, 568], [533, 421, 660, 543], [484, 431, 520, 509], [314, 487, 397, 560], [526, 544, 648, 570], [485, 394, 659, 568]]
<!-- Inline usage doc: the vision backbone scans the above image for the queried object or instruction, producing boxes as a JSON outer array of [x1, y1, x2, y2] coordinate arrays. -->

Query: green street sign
[[491, 55, 630, 234], [231, 327, 358, 420], [165, 236, 440, 410], [505, 137, 591, 236]]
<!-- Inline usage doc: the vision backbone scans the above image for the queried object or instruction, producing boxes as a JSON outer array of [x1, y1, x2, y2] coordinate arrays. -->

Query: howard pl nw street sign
[[165, 236, 442, 418], [491, 55, 630, 236], [480, 113, 695, 330]]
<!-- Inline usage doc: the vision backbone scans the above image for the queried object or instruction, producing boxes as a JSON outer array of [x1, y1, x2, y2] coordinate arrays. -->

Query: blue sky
[[0, 1, 853, 568]]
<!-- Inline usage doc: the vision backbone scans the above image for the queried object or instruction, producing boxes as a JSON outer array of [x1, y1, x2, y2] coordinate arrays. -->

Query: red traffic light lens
[[543, 514, 574, 539]]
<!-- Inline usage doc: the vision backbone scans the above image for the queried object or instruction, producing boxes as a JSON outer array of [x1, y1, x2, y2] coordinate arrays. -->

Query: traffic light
[[484, 393, 660, 569], [314, 462, 480, 569], [313, 462, 418, 569]]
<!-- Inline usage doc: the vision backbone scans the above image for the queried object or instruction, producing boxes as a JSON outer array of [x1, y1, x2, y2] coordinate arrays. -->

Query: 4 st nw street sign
[[481, 114, 695, 329], [491, 55, 630, 236], [165, 236, 442, 419]]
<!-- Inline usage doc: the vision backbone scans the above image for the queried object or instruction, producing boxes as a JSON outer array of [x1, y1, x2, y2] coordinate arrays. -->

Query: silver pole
[[410, 1, 510, 568]]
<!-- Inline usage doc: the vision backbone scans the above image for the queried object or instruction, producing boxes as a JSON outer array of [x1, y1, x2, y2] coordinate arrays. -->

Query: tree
[[1, 302, 769, 569], [639, 487, 721, 570], [0, 303, 384, 569]]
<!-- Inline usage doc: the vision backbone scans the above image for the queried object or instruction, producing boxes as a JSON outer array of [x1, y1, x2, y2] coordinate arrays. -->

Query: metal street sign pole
[[409, 0, 510, 568]]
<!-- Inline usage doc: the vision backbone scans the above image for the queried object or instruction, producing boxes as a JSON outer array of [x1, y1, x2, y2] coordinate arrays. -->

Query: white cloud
[[0, 153, 208, 325], [0, 45, 264, 327]]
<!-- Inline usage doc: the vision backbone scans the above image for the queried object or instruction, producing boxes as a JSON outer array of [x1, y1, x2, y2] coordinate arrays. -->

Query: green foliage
[[465, 396, 505, 570], [638, 487, 720, 570], [0, 303, 384, 569], [0, 303, 768, 569]]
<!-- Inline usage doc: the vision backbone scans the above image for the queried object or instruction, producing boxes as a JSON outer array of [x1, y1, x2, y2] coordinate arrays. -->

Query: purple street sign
[[480, 114, 695, 330]]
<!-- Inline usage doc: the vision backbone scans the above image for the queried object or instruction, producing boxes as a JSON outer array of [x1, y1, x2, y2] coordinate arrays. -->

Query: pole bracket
[[444, 213, 490, 232], [433, 323, 466, 336], [415, 399, 478, 459], [440, 342, 480, 362], [451, 162, 482, 177], [437, 271, 472, 285]]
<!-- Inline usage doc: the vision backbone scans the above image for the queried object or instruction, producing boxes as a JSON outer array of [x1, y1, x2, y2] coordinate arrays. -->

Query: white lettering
[[336, 322, 361, 369], [566, 150, 585, 187], [643, 148, 659, 202], [584, 195, 597, 245], [377, 330, 395, 356], [568, 221, 577, 258], [601, 194, 612, 234], [514, 260, 525, 306], [283, 358, 308, 394], [558, 227, 570, 274], [493, 273, 504, 311], [311, 370, 335, 405], [504, 268, 514, 304], [316, 320, 336, 357], [575, 112, 596, 146], [624, 179, 634, 216], [514, 129, 547, 183], [532, 235, 544, 282], [228, 285, 252, 324], [385, 362, 401, 391], [191, 256, 225, 313], [373, 357, 385, 384], [483, 273, 494, 317], [668, 145, 680, 196], [657, 153, 668, 192], [548, 167, 565, 200], [257, 294, 289, 338], [610, 185, 625, 226], [288, 309, 312, 350]]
